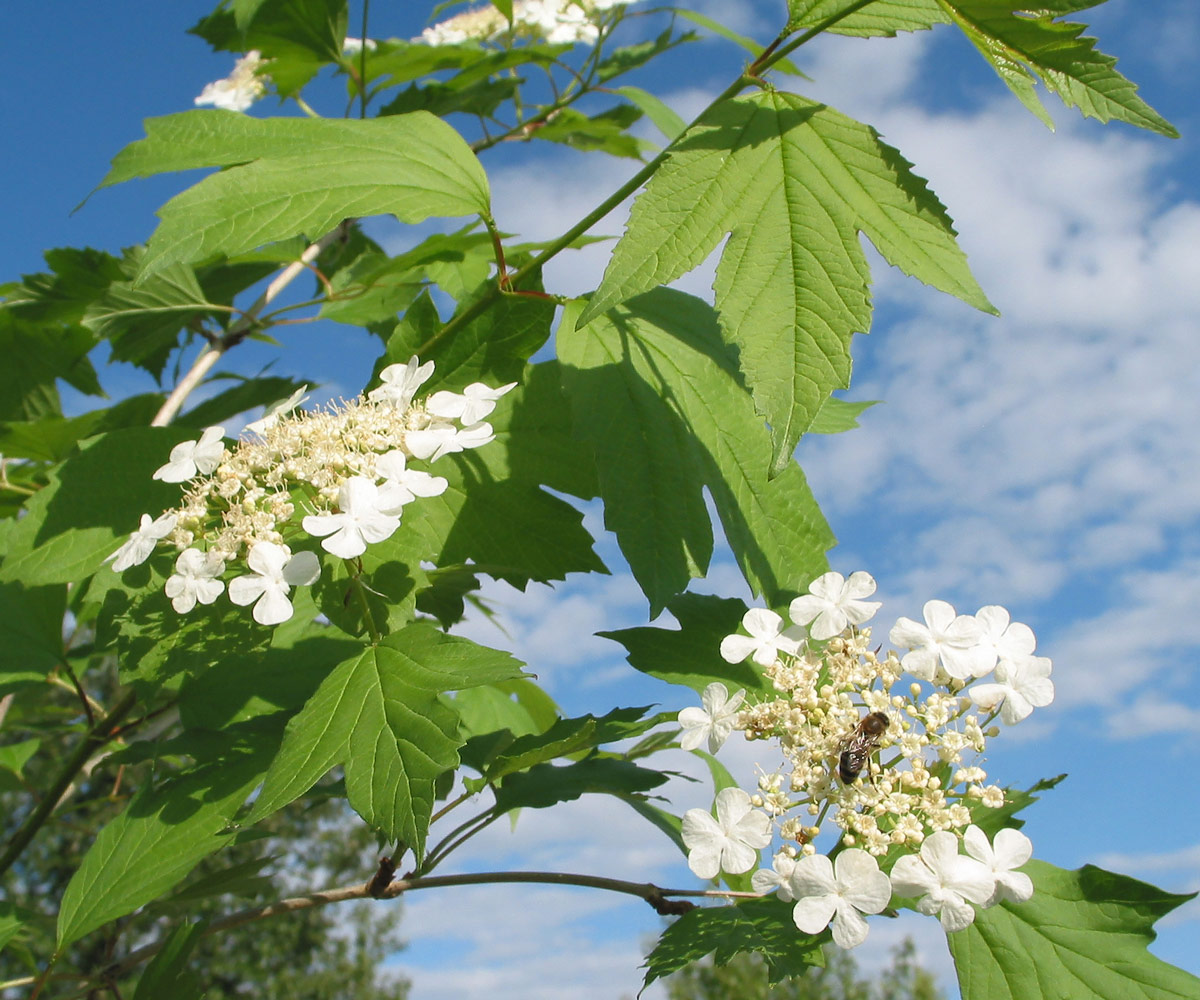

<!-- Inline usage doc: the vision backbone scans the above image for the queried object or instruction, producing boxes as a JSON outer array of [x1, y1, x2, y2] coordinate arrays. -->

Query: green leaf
[[493, 756, 669, 812], [559, 291, 834, 614], [938, 1, 1178, 136], [189, 0, 348, 96], [379, 285, 554, 390], [0, 427, 198, 586], [580, 92, 994, 470], [0, 524, 66, 689], [379, 370, 606, 592], [0, 901, 35, 957], [115, 112, 489, 280], [948, 861, 1200, 1000], [531, 105, 651, 159], [5, 246, 124, 325], [600, 592, 772, 698], [82, 258, 217, 378], [0, 395, 165, 464], [131, 919, 206, 1000], [788, 0, 950, 36], [490, 361, 600, 501], [0, 312, 98, 422], [674, 10, 806, 76], [178, 622, 358, 731], [56, 750, 270, 948], [614, 85, 687, 142], [643, 896, 825, 991], [100, 583, 270, 696], [806, 394, 878, 433], [485, 705, 658, 780], [380, 76, 521, 119], [176, 376, 311, 429], [595, 27, 697, 84], [0, 738, 41, 778], [244, 625, 525, 856], [319, 229, 493, 326], [424, 457, 607, 590], [162, 857, 275, 908]]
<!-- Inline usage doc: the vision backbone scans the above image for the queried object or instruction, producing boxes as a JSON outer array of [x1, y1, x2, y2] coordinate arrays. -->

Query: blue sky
[[5, 2, 1200, 997]]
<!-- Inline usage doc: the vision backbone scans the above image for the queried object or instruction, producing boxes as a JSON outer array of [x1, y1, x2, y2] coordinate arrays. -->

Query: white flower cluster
[[418, 0, 633, 47], [194, 50, 268, 113], [677, 570, 1051, 946], [107, 359, 514, 626]]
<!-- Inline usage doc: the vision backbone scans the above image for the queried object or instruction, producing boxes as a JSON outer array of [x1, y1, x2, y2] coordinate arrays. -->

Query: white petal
[[789, 854, 837, 897], [720, 839, 760, 875], [282, 550, 320, 586], [968, 682, 1009, 712], [791, 894, 838, 934], [719, 633, 758, 664], [788, 593, 825, 627], [830, 902, 871, 948], [251, 588, 294, 626], [923, 599, 959, 632], [992, 828, 1033, 869], [303, 512, 345, 539], [937, 893, 978, 933], [889, 854, 937, 898], [995, 870, 1034, 903], [806, 571, 846, 602], [228, 575, 267, 607], [246, 541, 288, 578], [889, 616, 932, 650], [842, 571, 878, 599], [810, 607, 848, 641], [318, 524, 368, 559]]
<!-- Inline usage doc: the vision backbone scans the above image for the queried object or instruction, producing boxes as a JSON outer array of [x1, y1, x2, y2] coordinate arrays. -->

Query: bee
[[837, 711, 890, 785]]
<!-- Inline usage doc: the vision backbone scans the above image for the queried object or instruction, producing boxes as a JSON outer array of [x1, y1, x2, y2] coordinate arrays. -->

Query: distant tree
[[666, 938, 944, 1000]]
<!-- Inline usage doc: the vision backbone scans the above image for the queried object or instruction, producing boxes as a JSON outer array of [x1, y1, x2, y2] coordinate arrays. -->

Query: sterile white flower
[[245, 386, 309, 435], [889, 830, 995, 932], [788, 571, 882, 641], [962, 825, 1034, 905], [426, 381, 517, 426], [302, 477, 406, 559], [788, 849, 892, 948], [889, 600, 992, 681], [405, 420, 495, 461], [375, 451, 449, 509], [164, 548, 226, 613], [969, 655, 1054, 724], [228, 542, 320, 625], [367, 356, 436, 408], [678, 682, 745, 753], [194, 50, 267, 112], [153, 426, 226, 483], [752, 853, 797, 902], [107, 512, 179, 572], [974, 605, 1036, 669], [719, 608, 802, 666], [682, 787, 772, 879]]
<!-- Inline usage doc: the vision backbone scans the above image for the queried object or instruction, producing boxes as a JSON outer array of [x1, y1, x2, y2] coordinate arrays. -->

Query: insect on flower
[[838, 711, 890, 785]]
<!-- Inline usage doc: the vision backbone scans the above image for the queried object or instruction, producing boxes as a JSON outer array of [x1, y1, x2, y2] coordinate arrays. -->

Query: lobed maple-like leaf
[[579, 92, 992, 471], [949, 860, 1200, 1000], [938, 0, 1179, 136]]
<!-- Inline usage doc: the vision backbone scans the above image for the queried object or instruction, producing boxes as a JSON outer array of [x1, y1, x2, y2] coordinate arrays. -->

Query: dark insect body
[[837, 711, 890, 784]]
